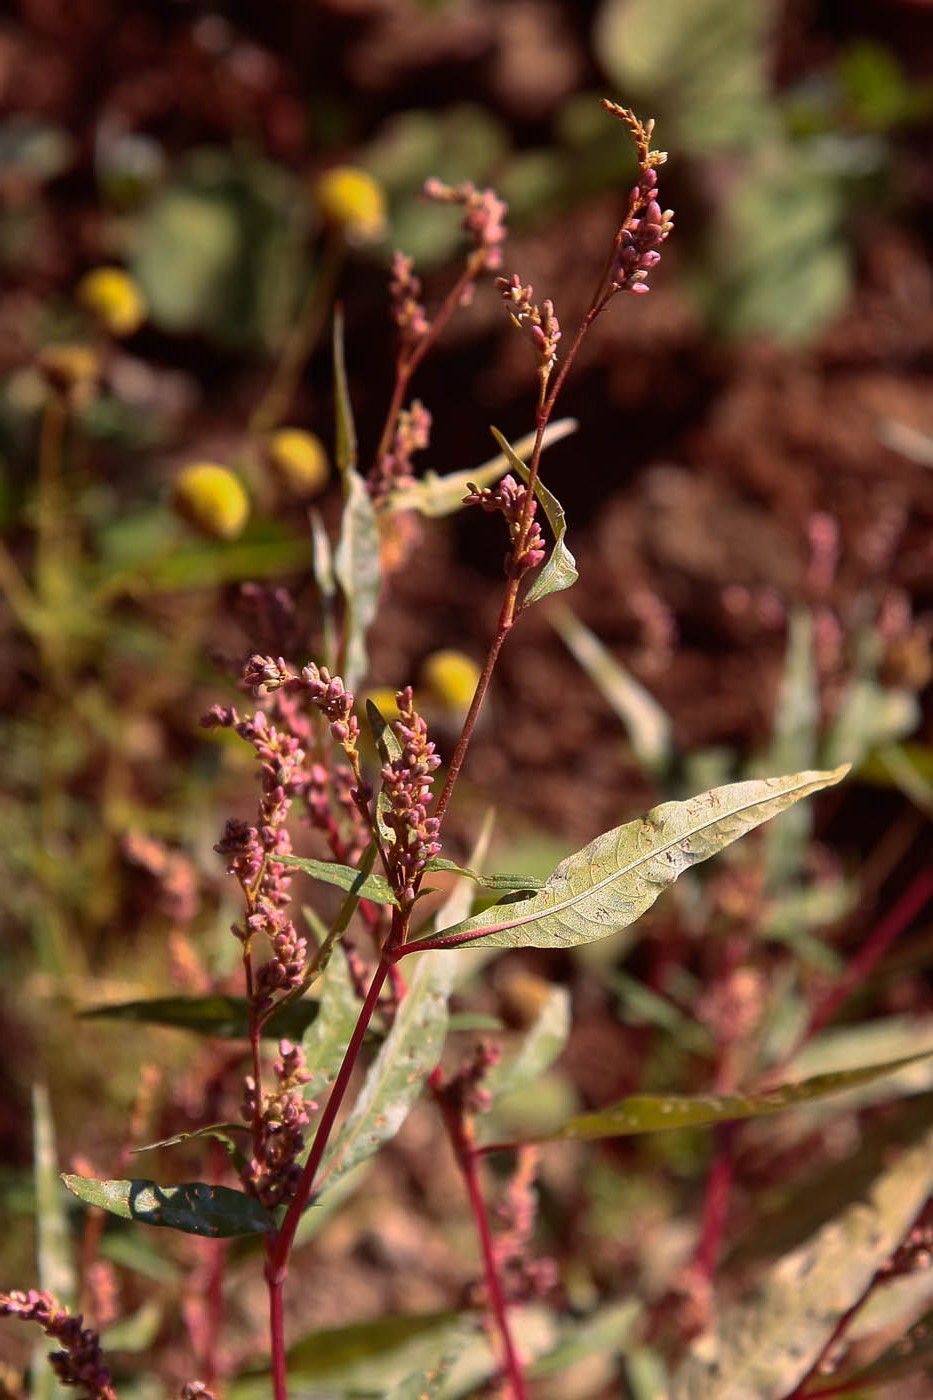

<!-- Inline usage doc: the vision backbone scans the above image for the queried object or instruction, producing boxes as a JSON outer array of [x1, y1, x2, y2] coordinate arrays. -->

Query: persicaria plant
[[6, 101, 932, 1400]]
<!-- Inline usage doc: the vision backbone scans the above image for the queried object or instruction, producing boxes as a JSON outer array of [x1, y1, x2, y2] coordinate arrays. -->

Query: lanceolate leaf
[[424, 856, 544, 893], [407, 767, 849, 953], [285, 1309, 459, 1377], [335, 467, 380, 693], [490, 426, 578, 605], [368, 697, 403, 849], [332, 307, 357, 476], [318, 952, 454, 1196], [300, 945, 361, 1096], [671, 1124, 933, 1400], [485, 986, 571, 1103], [388, 418, 577, 518], [332, 310, 380, 691], [309, 507, 338, 670], [489, 1050, 933, 1146], [61, 1176, 274, 1238], [551, 605, 672, 776], [281, 854, 398, 906], [132, 1125, 246, 1170], [81, 994, 320, 1041], [33, 1084, 75, 1310]]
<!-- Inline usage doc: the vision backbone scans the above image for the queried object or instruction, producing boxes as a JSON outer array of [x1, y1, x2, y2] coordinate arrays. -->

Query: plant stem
[[794, 867, 933, 1056], [371, 259, 479, 476], [269, 951, 392, 1276], [266, 1256, 288, 1400], [692, 1123, 737, 1280], [432, 1075, 528, 1400]]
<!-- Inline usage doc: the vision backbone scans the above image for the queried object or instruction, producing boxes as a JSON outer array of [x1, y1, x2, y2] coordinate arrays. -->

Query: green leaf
[[485, 986, 571, 1103], [489, 426, 578, 605], [33, 1084, 75, 1310], [671, 1123, 933, 1400], [332, 311, 380, 692], [61, 1176, 274, 1238], [281, 853, 398, 906], [309, 507, 338, 670], [551, 605, 673, 776], [499, 1050, 933, 1145], [133, 1125, 247, 1170], [387, 1325, 476, 1400], [80, 994, 320, 1041], [332, 307, 357, 476], [388, 418, 577, 517], [335, 468, 380, 695], [285, 1309, 460, 1377], [424, 856, 544, 892], [410, 767, 849, 952], [368, 697, 403, 849], [301, 944, 361, 1096], [318, 951, 454, 1196]]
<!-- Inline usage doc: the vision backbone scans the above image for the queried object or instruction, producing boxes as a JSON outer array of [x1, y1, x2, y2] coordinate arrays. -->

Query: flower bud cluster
[[492, 1149, 560, 1305], [389, 251, 430, 349], [241, 1040, 315, 1209], [0, 1290, 116, 1400], [441, 1040, 503, 1117], [369, 399, 432, 505], [242, 656, 362, 752], [203, 703, 308, 1010], [423, 178, 507, 271], [612, 166, 675, 295], [496, 275, 561, 374], [381, 687, 442, 904], [464, 474, 546, 575]]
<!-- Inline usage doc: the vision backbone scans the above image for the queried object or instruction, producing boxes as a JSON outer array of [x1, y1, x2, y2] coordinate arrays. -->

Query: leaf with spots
[[405, 767, 849, 953], [316, 951, 455, 1198], [484, 1050, 933, 1147], [671, 1124, 933, 1400], [61, 1176, 274, 1238]]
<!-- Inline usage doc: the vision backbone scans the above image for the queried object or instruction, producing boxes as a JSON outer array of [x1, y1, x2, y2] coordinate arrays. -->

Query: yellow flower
[[315, 166, 386, 244], [174, 463, 249, 541], [77, 266, 147, 337], [264, 429, 330, 498], [420, 650, 481, 720]]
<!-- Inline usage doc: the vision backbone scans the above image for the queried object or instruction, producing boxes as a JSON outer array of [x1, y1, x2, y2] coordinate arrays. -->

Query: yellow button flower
[[265, 429, 330, 498], [315, 166, 386, 244], [174, 463, 250, 541], [420, 650, 481, 720], [77, 266, 147, 337]]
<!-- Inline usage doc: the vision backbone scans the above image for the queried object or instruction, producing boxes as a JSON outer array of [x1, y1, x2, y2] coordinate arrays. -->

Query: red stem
[[372, 260, 479, 475], [432, 1076, 529, 1400], [795, 867, 933, 1056], [692, 1123, 736, 1280], [269, 953, 392, 1277], [266, 1258, 288, 1400]]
